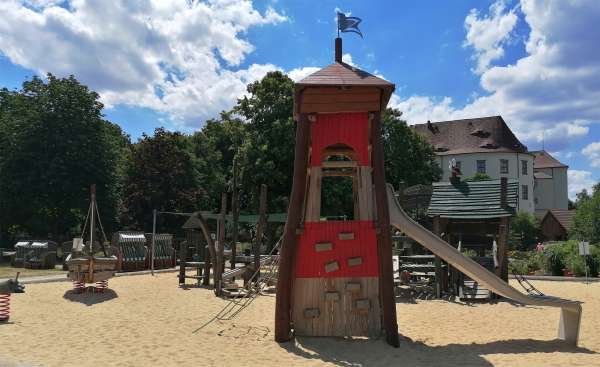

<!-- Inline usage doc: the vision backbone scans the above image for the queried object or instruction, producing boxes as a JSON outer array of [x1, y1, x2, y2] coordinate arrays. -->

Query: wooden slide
[[386, 184, 582, 345]]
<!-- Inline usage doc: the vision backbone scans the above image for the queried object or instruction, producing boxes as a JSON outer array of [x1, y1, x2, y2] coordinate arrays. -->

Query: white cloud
[[342, 53, 355, 66], [463, 0, 518, 74], [0, 0, 287, 127], [582, 142, 600, 168], [287, 66, 320, 82], [568, 170, 596, 199], [391, 0, 600, 154]]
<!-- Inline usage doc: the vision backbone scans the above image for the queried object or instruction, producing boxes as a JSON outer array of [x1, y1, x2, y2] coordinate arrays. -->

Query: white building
[[531, 150, 569, 216], [413, 116, 535, 214]]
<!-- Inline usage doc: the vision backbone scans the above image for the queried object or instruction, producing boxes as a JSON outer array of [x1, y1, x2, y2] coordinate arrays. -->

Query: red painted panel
[[311, 112, 370, 166], [294, 221, 379, 278]]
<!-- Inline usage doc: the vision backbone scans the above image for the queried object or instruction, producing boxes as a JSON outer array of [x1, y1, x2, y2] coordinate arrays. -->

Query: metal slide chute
[[386, 184, 582, 345]]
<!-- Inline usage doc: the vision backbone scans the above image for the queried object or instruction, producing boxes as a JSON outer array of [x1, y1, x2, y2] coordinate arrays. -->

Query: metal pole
[[151, 209, 157, 276]]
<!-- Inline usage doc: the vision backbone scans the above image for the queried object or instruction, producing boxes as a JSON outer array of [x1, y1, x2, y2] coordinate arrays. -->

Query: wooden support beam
[[254, 184, 268, 283], [215, 192, 227, 296], [496, 216, 509, 282], [231, 156, 239, 270], [432, 216, 443, 299], [275, 113, 311, 343], [371, 110, 400, 348]]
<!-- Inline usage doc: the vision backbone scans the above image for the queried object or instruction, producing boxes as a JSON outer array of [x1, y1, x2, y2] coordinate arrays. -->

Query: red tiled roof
[[532, 150, 568, 169], [412, 116, 528, 155]]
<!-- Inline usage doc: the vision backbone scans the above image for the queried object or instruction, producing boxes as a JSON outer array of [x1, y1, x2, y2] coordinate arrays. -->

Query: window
[[500, 159, 509, 174], [455, 161, 461, 171], [522, 184, 529, 200], [521, 160, 528, 175], [476, 160, 486, 174]]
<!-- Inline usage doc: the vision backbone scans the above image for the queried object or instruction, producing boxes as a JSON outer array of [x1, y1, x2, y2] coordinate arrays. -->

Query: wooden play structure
[[65, 185, 117, 292], [275, 33, 582, 347], [428, 177, 517, 300], [275, 36, 400, 346]]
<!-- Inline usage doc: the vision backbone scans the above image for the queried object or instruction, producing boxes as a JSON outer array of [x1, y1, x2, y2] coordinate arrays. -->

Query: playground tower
[[275, 37, 399, 347]]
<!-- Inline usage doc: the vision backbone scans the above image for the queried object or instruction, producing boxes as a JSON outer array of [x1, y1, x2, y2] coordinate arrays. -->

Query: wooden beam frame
[[275, 113, 311, 342], [370, 111, 399, 347]]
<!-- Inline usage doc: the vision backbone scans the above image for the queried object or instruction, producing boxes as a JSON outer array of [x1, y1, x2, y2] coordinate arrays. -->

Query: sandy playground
[[1, 273, 599, 367]]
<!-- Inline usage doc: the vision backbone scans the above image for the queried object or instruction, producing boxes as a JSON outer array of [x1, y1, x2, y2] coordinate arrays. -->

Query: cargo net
[[194, 237, 281, 333]]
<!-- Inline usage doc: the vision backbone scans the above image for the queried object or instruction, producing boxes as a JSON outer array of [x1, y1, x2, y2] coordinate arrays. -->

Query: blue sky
[[1, 0, 599, 197]]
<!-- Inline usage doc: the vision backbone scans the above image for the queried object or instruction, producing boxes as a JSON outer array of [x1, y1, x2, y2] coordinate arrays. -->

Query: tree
[[508, 211, 541, 250], [235, 71, 296, 212], [382, 108, 442, 189], [190, 111, 245, 209], [570, 186, 600, 243], [122, 128, 201, 233], [0, 74, 127, 243]]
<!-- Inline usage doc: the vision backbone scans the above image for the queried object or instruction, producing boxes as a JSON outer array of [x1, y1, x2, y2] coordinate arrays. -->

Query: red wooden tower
[[275, 38, 399, 347]]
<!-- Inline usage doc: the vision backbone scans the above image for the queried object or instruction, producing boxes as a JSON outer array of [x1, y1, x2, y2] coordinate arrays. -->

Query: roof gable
[[297, 62, 394, 88], [543, 209, 576, 230], [532, 150, 568, 169]]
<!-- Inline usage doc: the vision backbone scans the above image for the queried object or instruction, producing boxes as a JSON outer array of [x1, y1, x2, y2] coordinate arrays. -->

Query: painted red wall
[[310, 112, 370, 166], [294, 221, 378, 278]]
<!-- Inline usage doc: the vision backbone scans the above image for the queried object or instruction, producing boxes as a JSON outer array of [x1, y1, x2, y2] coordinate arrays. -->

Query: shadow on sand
[[282, 336, 595, 367], [63, 288, 118, 306]]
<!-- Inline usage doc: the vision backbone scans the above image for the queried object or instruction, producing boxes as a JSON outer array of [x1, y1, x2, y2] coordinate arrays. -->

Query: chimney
[[335, 37, 342, 62]]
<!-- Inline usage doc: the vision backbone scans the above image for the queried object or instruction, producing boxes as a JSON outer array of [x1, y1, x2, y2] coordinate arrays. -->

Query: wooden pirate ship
[[65, 185, 117, 291], [275, 37, 399, 347]]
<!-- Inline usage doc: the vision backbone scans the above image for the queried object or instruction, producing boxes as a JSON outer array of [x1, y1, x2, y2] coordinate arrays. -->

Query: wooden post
[[496, 217, 509, 282], [178, 231, 188, 285], [215, 193, 227, 296], [432, 216, 443, 299], [275, 113, 311, 343], [254, 184, 267, 282], [231, 156, 240, 270], [371, 111, 400, 348]]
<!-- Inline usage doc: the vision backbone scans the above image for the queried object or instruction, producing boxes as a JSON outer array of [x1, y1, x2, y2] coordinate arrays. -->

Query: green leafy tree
[[0, 74, 127, 243], [122, 128, 201, 233], [190, 111, 245, 209], [235, 71, 295, 212], [508, 211, 541, 250], [382, 108, 442, 188], [570, 186, 600, 243]]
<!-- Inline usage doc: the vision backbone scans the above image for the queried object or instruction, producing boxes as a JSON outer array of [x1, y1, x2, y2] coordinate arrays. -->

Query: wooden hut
[[275, 37, 399, 347], [540, 209, 576, 241], [426, 177, 517, 298]]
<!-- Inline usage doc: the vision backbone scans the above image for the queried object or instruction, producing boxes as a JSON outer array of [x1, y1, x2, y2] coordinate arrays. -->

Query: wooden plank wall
[[292, 277, 381, 337], [301, 87, 381, 115]]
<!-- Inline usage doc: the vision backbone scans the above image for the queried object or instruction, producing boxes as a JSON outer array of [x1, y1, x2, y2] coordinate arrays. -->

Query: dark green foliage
[[382, 108, 441, 188], [122, 128, 201, 233], [0, 75, 127, 242], [509, 211, 541, 251], [320, 176, 354, 220], [570, 186, 600, 243], [235, 71, 296, 212], [190, 112, 245, 210], [464, 172, 492, 181]]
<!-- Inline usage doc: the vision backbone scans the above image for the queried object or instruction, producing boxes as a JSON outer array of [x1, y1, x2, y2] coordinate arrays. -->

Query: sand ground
[[1, 273, 599, 367]]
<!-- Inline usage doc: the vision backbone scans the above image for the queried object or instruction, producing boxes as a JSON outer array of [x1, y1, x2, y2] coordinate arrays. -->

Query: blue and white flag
[[337, 12, 363, 38]]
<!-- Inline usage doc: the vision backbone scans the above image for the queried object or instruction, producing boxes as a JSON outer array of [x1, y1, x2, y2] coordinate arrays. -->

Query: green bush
[[461, 248, 478, 258]]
